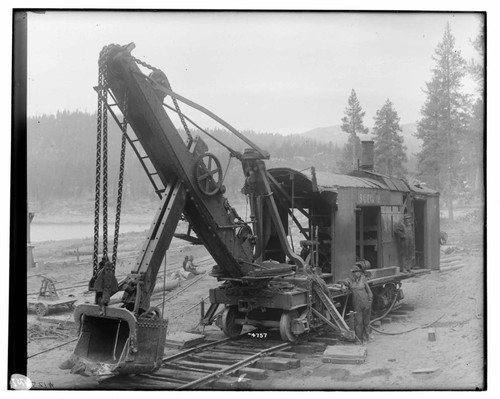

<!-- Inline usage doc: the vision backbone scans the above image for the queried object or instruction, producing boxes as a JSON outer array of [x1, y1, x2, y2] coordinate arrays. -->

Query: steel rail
[[153, 271, 207, 308], [161, 337, 233, 364], [27, 337, 78, 359], [175, 341, 291, 390]]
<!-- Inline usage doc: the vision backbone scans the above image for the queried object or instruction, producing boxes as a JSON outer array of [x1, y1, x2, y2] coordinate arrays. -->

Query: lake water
[[31, 222, 151, 243]]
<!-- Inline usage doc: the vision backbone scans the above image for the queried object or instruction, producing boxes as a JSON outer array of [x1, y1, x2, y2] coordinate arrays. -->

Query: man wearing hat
[[342, 263, 373, 343], [395, 213, 415, 272]]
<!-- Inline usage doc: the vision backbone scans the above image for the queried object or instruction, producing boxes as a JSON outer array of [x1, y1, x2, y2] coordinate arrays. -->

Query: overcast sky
[[27, 11, 483, 135]]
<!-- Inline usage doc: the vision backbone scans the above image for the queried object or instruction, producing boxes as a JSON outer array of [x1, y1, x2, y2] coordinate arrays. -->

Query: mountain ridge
[[297, 123, 422, 155]]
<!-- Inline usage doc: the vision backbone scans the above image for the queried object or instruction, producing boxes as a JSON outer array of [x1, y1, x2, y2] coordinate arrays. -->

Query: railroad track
[[98, 333, 328, 390]]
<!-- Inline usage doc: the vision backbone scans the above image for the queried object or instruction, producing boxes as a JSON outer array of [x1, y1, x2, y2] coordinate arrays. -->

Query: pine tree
[[415, 22, 471, 221], [464, 25, 485, 200], [468, 22, 485, 95], [340, 89, 369, 171], [372, 99, 407, 178]]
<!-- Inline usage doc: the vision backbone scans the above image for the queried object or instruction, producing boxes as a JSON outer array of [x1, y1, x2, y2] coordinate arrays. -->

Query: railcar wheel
[[279, 309, 299, 342], [220, 306, 243, 338], [35, 303, 48, 317]]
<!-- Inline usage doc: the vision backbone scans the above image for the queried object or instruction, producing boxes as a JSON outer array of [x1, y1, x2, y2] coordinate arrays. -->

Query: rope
[[370, 283, 399, 324], [371, 313, 446, 336]]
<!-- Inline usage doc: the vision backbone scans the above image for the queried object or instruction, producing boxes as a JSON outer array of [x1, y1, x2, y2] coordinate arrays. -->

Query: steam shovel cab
[[263, 158, 440, 312]]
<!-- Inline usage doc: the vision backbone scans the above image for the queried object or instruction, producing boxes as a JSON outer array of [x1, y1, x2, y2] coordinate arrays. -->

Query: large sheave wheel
[[194, 153, 223, 196], [279, 309, 299, 342], [220, 306, 243, 338]]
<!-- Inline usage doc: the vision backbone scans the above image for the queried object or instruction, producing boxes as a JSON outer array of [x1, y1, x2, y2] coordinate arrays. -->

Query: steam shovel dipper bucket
[[72, 304, 168, 375]]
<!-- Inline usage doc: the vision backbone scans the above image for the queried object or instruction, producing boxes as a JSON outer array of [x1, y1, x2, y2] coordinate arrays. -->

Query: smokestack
[[359, 140, 374, 172]]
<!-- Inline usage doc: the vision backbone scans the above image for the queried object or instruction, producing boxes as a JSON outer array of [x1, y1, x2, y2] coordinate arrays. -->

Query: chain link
[[102, 84, 109, 260], [91, 45, 114, 285], [112, 92, 128, 270], [91, 69, 104, 284]]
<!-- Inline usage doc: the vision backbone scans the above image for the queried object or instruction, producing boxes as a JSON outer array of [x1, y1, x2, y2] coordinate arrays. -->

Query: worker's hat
[[351, 264, 362, 273]]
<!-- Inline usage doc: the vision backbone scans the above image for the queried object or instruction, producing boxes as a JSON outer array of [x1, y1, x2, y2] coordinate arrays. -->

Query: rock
[[59, 358, 75, 370], [70, 361, 88, 376]]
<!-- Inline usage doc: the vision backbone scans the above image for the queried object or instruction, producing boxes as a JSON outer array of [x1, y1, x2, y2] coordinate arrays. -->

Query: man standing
[[342, 263, 373, 343], [395, 214, 415, 272]]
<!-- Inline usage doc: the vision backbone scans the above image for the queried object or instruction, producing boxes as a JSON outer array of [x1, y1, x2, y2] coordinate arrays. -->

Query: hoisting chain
[[112, 92, 128, 270], [91, 46, 112, 287], [91, 67, 104, 287], [101, 83, 109, 261], [132, 56, 193, 145]]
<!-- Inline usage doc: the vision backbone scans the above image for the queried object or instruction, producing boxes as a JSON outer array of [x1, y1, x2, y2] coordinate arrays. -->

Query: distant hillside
[[27, 111, 343, 207], [298, 123, 421, 174], [298, 123, 422, 156]]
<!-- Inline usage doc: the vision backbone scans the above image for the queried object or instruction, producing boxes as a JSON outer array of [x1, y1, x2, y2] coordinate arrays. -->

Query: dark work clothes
[[395, 221, 415, 271], [345, 275, 373, 342]]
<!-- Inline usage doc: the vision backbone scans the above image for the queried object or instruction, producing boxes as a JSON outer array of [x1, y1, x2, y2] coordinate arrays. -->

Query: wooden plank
[[365, 266, 399, 279], [138, 374, 185, 388], [310, 336, 339, 346], [155, 367, 210, 381], [188, 354, 237, 366], [322, 357, 366, 365], [412, 367, 440, 374], [164, 332, 206, 349], [268, 351, 297, 359], [155, 368, 251, 389], [175, 360, 268, 380], [101, 375, 181, 389], [323, 345, 367, 359], [254, 357, 301, 371], [288, 343, 326, 354], [194, 351, 249, 362], [211, 346, 257, 356]]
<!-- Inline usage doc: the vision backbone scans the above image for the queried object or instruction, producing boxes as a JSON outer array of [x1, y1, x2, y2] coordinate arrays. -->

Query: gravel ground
[[25, 214, 485, 391]]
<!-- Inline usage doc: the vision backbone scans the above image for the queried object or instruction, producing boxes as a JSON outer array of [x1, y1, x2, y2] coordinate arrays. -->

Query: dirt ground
[[25, 210, 485, 391]]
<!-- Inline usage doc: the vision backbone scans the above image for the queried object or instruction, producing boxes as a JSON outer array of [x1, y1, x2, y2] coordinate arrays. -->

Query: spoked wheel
[[220, 306, 243, 338], [194, 153, 223, 196], [279, 309, 300, 342]]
